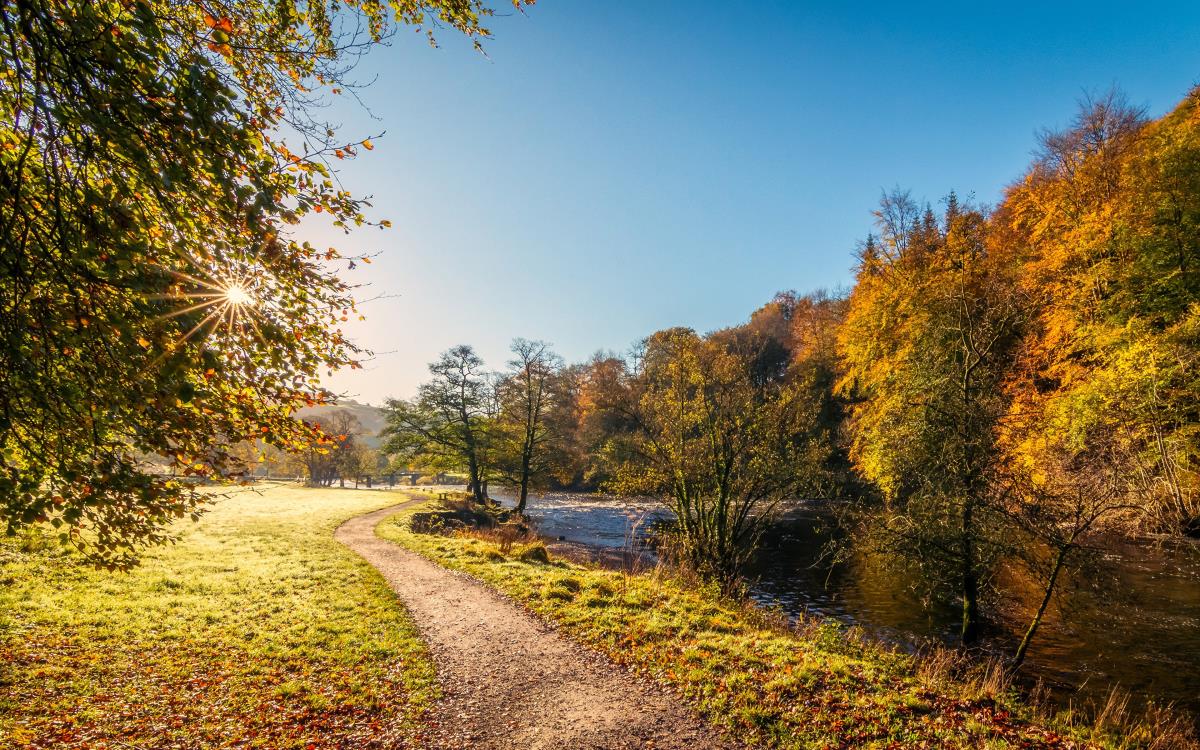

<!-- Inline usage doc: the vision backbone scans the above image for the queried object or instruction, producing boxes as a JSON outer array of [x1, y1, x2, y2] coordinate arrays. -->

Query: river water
[[491, 489, 1200, 720]]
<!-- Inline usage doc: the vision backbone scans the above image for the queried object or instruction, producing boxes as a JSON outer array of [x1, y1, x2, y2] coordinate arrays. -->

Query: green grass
[[379, 496, 1145, 750], [0, 483, 435, 750]]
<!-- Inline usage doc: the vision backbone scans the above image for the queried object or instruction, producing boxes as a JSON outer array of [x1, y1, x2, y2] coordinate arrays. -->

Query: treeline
[[835, 89, 1199, 658], [382, 89, 1199, 662], [234, 409, 386, 487]]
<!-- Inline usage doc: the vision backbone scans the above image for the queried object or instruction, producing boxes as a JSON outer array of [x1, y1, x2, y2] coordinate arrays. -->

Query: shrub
[[517, 543, 550, 564]]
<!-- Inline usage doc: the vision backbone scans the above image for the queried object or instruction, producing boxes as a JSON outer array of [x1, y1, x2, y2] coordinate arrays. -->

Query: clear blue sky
[[314, 0, 1200, 403]]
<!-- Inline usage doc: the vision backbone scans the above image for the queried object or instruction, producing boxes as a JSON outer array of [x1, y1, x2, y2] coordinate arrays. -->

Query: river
[[491, 488, 1200, 721]]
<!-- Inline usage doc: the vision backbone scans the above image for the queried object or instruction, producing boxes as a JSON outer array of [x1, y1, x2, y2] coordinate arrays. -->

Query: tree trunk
[[1012, 544, 1070, 670], [961, 566, 980, 644], [467, 451, 484, 503], [516, 448, 532, 514], [960, 499, 980, 645]]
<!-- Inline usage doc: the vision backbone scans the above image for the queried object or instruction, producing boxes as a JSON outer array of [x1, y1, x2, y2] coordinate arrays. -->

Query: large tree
[[612, 328, 817, 588], [381, 345, 492, 501], [0, 0, 524, 567], [838, 193, 1026, 644], [493, 338, 563, 513]]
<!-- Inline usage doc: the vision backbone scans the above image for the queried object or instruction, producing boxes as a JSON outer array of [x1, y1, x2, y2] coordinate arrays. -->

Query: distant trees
[[379, 319, 847, 587], [257, 441, 307, 479], [569, 354, 643, 488], [781, 291, 857, 497], [383, 341, 572, 507], [301, 410, 363, 487]]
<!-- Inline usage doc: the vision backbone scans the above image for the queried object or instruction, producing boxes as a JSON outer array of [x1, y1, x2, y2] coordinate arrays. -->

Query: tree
[[345, 443, 381, 488], [1001, 436, 1139, 671], [785, 291, 858, 498], [0, 0, 528, 567], [611, 328, 817, 588], [838, 193, 1026, 644], [572, 353, 641, 489], [382, 345, 492, 502], [300, 410, 361, 487], [1000, 89, 1200, 536], [709, 291, 857, 501], [709, 292, 795, 387], [258, 440, 306, 479], [493, 339, 563, 513]]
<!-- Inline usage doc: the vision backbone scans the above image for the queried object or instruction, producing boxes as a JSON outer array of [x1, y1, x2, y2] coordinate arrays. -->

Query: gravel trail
[[335, 501, 738, 750]]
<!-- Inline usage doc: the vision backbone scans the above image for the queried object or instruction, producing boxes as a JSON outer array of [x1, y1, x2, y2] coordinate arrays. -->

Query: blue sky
[[314, 1, 1200, 403]]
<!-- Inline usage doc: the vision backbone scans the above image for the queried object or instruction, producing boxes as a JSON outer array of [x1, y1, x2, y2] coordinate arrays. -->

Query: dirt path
[[335, 501, 738, 750]]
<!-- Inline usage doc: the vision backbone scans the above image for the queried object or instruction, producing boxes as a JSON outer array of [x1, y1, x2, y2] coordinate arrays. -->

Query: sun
[[223, 284, 254, 306], [145, 264, 271, 366]]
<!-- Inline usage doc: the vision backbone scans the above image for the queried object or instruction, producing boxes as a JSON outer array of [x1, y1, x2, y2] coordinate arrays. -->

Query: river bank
[[379, 494, 1193, 749], [485, 488, 1200, 723]]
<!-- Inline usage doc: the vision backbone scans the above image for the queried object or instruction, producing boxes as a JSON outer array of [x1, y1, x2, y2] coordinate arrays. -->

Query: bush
[[409, 498, 514, 536], [517, 543, 550, 564]]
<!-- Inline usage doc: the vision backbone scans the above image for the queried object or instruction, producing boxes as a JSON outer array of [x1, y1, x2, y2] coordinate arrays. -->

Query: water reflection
[[493, 489, 1200, 719], [753, 508, 1200, 717]]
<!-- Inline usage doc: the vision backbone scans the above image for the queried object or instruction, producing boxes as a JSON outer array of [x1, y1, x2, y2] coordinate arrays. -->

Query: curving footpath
[[335, 500, 737, 750]]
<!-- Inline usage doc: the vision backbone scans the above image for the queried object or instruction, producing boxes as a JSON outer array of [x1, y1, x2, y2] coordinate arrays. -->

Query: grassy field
[[379, 496, 1157, 750], [0, 484, 434, 750]]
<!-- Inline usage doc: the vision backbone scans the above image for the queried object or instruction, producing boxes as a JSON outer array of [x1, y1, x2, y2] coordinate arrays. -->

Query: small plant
[[517, 542, 550, 564], [494, 524, 525, 555]]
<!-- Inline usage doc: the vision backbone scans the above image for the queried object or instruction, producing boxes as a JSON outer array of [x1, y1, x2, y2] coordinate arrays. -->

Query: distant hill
[[296, 400, 388, 448]]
